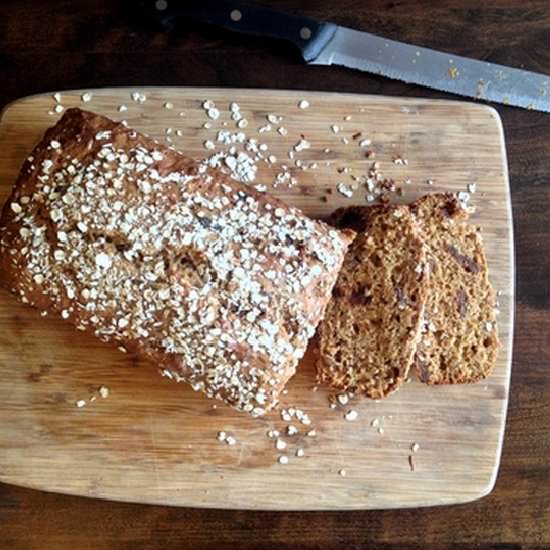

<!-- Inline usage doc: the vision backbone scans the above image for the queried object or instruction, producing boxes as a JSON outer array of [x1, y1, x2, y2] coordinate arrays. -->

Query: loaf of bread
[[410, 193, 499, 384], [316, 205, 430, 399], [0, 108, 355, 415]]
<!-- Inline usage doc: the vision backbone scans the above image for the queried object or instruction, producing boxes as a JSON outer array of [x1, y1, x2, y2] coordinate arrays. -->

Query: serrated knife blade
[[310, 26, 550, 112]]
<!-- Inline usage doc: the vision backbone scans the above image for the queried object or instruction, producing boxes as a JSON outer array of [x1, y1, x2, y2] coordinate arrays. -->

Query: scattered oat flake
[[371, 418, 380, 428], [378, 426, 385, 434], [164, 102, 174, 109], [295, 448, 305, 457], [331, 125, 340, 134], [275, 438, 287, 450], [118, 104, 128, 112], [131, 91, 147, 103], [81, 92, 92, 103], [54, 104, 64, 114], [53, 92, 62, 103], [226, 436, 237, 446], [98, 385, 109, 399], [411, 442, 420, 453], [307, 429, 316, 437], [75, 399, 86, 408], [287, 425, 298, 436], [427, 179, 434, 185], [339, 469, 347, 477], [337, 182, 353, 198], [279, 455, 289, 465], [217, 431, 227, 441], [267, 114, 281, 124], [468, 182, 477, 194], [298, 99, 310, 109], [345, 410, 358, 421], [337, 394, 349, 406], [457, 191, 470, 205], [294, 138, 310, 152]]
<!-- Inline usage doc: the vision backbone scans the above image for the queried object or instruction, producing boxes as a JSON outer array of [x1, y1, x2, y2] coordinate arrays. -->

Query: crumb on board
[[337, 393, 349, 406], [131, 91, 146, 103], [344, 410, 358, 421], [287, 425, 298, 436]]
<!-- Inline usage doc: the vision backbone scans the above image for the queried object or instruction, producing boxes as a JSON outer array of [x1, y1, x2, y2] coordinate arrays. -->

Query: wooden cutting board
[[0, 88, 514, 510]]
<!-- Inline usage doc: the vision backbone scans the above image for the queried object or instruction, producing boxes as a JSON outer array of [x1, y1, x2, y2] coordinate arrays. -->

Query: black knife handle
[[142, 0, 337, 62]]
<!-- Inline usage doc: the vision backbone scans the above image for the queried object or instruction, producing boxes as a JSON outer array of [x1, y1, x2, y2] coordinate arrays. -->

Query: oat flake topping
[[0, 109, 351, 416]]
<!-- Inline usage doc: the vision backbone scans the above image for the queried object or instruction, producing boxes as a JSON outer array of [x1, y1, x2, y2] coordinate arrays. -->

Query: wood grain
[[0, 88, 513, 510], [0, 0, 548, 547]]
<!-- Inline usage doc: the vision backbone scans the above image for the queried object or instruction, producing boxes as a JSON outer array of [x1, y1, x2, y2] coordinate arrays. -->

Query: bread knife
[[142, 0, 550, 113]]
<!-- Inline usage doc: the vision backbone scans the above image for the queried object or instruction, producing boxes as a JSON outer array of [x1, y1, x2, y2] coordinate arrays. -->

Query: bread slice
[[316, 205, 430, 399], [409, 193, 499, 384]]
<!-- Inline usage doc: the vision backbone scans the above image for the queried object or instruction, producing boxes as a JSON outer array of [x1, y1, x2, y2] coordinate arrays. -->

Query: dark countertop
[[0, 1, 548, 548]]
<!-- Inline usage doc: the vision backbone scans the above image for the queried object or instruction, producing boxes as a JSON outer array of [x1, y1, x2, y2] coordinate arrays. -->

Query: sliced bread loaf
[[410, 193, 500, 384], [316, 205, 430, 399]]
